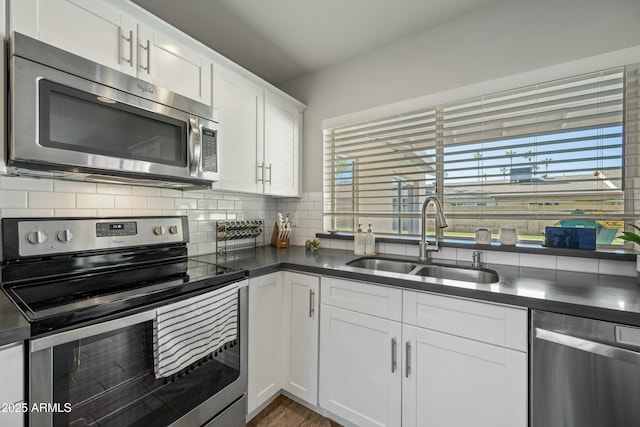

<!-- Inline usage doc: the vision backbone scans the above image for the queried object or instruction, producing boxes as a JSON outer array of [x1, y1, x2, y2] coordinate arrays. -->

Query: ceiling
[[131, 0, 500, 86]]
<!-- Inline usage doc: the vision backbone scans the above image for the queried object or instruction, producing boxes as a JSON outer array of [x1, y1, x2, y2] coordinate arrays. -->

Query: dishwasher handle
[[535, 327, 640, 366]]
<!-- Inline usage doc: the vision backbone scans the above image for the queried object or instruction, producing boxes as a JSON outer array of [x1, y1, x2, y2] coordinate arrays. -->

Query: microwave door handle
[[189, 117, 202, 178]]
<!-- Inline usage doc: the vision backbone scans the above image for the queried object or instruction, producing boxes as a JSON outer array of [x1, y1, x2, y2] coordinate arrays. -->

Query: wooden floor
[[247, 395, 342, 427]]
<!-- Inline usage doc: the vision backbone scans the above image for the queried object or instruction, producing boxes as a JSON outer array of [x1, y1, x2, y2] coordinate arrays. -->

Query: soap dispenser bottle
[[365, 224, 376, 255], [354, 224, 366, 255]]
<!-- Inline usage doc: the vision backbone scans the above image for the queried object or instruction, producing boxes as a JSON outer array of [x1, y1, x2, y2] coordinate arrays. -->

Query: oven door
[[10, 54, 216, 186], [29, 286, 247, 427]]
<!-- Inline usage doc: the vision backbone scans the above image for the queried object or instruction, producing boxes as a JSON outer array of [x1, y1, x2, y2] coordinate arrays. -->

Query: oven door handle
[[535, 327, 640, 366], [189, 116, 202, 178], [31, 309, 156, 352]]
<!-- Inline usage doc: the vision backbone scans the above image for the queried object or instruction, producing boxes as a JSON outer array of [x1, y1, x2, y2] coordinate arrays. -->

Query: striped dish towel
[[153, 282, 238, 379]]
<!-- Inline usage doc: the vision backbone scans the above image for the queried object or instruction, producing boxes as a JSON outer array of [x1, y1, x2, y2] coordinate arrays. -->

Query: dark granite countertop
[[2, 245, 638, 346], [197, 246, 640, 327]]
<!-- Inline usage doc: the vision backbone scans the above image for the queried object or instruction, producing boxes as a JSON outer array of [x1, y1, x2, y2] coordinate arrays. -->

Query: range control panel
[[13, 216, 188, 258]]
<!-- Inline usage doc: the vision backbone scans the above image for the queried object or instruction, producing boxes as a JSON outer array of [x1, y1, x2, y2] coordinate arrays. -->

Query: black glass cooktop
[[2, 253, 244, 335]]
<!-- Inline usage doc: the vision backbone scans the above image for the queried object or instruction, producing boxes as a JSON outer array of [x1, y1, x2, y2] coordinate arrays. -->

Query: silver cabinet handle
[[266, 163, 272, 184], [121, 30, 133, 65], [391, 337, 397, 373], [536, 327, 640, 366], [257, 162, 264, 183], [406, 340, 411, 377], [139, 39, 151, 74], [188, 117, 201, 177], [309, 289, 315, 318]]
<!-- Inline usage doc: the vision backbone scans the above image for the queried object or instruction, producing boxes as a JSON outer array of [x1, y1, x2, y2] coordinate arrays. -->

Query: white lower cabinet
[[0, 342, 25, 427], [402, 324, 527, 427], [319, 305, 402, 427], [247, 272, 284, 414], [283, 272, 320, 405], [319, 278, 528, 427], [248, 271, 320, 417]]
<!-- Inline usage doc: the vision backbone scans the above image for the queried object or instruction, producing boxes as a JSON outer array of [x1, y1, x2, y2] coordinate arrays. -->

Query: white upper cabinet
[[214, 67, 264, 194], [136, 24, 211, 105], [10, 0, 136, 75], [264, 91, 301, 197], [213, 66, 303, 197], [10, 0, 211, 105]]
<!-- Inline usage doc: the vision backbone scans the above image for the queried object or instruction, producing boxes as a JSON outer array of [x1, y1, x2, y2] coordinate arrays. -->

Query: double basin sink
[[346, 256, 499, 284]]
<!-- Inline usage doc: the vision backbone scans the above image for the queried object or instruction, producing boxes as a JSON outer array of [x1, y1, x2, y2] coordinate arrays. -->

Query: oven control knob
[[169, 225, 179, 234], [26, 230, 48, 245], [153, 226, 165, 236], [56, 229, 74, 243]]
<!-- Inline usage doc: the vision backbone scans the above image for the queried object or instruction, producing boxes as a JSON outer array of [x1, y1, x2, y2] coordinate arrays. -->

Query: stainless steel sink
[[413, 264, 499, 284], [346, 257, 417, 274]]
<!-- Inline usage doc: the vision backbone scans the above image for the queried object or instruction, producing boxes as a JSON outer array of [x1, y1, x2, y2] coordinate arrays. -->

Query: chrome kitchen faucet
[[419, 196, 448, 261]]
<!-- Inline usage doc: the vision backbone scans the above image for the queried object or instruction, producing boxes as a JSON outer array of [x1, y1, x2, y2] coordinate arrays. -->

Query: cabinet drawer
[[321, 277, 402, 321], [403, 291, 527, 351], [0, 343, 24, 404]]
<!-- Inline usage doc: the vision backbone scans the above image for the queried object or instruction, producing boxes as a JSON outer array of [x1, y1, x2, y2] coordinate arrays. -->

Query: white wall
[[280, 0, 640, 193]]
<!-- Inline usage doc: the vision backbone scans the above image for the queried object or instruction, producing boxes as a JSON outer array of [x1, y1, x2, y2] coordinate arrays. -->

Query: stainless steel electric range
[[0, 216, 247, 427]]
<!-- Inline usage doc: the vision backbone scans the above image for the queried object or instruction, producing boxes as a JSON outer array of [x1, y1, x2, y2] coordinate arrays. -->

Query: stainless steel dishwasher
[[531, 310, 640, 427]]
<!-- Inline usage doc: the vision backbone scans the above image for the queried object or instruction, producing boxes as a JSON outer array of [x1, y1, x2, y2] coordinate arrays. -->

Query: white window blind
[[323, 64, 640, 242]]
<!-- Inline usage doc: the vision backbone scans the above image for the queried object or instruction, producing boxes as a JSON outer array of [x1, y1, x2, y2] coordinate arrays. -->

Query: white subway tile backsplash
[[54, 180, 96, 193], [174, 198, 198, 210], [520, 253, 557, 270], [431, 246, 457, 261], [131, 186, 161, 196], [557, 256, 599, 274], [486, 251, 520, 266], [77, 194, 114, 209], [599, 260, 636, 277], [328, 239, 347, 250], [29, 192, 76, 209], [161, 188, 182, 198], [217, 200, 235, 210], [55, 209, 97, 217], [96, 183, 131, 195], [97, 209, 132, 216], [1, 208, 53, 217], [115, 195, 146, 209], [2, 176, 53, 191], [131, 209, 163, 216], [380, 243, 405, 256], [457, 248, 487, 264], [147, 197, 174, 210], [197, 199, 218, 210], [0, 190, 28, 208]]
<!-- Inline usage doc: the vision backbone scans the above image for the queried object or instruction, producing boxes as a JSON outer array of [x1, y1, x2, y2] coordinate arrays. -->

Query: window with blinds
[[323, 64, 640, 243]]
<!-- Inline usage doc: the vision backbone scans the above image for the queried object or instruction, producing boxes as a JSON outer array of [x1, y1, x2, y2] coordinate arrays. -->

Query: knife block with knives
[[272, 224, 289, 248], [272, 213, 291, 248]]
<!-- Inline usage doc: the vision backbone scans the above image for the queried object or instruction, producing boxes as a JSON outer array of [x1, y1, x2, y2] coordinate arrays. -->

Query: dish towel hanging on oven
[[153, 282, 238, 379]]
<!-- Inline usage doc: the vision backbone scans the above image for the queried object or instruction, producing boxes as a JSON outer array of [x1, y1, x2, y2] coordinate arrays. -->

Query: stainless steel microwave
[[6, 32, 219, 188]]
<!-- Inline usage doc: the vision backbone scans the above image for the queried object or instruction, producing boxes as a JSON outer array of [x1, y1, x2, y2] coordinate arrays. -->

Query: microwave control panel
[[201, 128, 218, 173]]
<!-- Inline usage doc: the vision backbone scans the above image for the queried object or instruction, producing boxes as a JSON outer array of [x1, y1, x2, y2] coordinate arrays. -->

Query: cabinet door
[[283, 272, 319, 405], [136, 24, 211, 105], [247, 272, 283, 414], [264, 92, 301, 197], [214, 67, 264, 193], [319, 305, 401, 427], [10, 0, 136, 75], [402, 325, 527, 427]]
